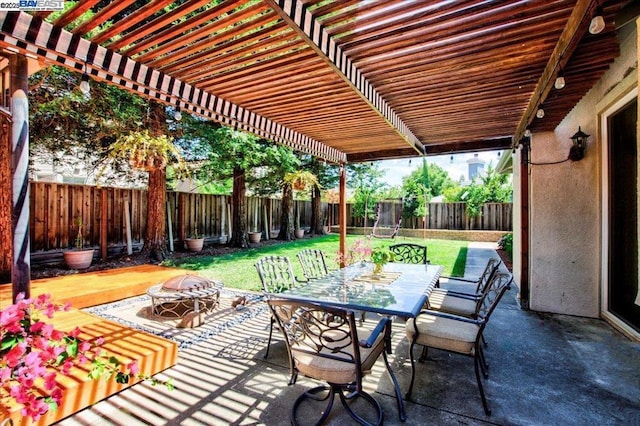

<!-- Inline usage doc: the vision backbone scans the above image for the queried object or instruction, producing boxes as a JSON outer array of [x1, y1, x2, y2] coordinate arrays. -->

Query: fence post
[[100, 188, 107, 260]]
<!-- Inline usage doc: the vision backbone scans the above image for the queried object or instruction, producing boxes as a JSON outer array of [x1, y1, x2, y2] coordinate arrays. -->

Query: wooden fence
[[326, 201, 512, 232], [29, 182, 511, 253]]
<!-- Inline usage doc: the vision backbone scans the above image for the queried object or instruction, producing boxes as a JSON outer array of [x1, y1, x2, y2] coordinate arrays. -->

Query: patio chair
[[296, 248, 329, 281], [405, 272, 513, 415], [428, 258, 502, 319], [255, 255, 303, 359], [268, 298, 404, 425], [389, 243, 428, 264]]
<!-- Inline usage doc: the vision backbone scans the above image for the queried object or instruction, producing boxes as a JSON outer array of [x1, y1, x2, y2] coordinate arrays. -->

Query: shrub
[[498, 233, 513, 260]]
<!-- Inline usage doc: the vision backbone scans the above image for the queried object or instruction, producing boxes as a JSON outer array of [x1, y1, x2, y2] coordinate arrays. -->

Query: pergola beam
[[265, 0, 425, 156], [513, 0, 598, 145], [0, 12, 347, 164], [347, 137, 512, 162]]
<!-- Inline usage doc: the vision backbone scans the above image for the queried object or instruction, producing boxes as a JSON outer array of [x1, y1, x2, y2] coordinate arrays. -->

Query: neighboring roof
[[496, 150, 514, 175], [0, 1, 631, 163]]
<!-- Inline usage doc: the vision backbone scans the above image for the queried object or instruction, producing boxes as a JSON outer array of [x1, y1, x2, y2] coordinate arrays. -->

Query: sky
[[378, 150, 506, 187]]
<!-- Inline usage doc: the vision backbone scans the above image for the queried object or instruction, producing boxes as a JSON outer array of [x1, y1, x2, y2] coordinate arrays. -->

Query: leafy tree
[[347, 163, 386, 224], [250, 145, 300, 241], [299, 157, 339, 235], [401, 160, 453, 218], [452, 165, 512, 217], [29, 65, 184, 261], [29, 66, 147, 161], [184, 122, 268, 248]]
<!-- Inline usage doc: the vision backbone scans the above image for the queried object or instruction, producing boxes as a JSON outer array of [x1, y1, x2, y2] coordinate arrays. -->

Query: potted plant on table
[[371, 246, 395, 275], [63, 218, 94, 270], [185, 227, 204, 252]]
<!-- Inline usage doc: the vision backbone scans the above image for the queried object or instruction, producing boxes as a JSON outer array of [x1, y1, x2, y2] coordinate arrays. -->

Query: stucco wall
[[527, 24, 638, 317]]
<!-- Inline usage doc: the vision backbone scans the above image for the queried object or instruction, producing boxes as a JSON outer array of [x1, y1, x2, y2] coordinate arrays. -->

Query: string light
[[589, 7, 605, 34], [174, 106, 182, 121], [554, 72, 566, 90], [79, 62, 90, 99]]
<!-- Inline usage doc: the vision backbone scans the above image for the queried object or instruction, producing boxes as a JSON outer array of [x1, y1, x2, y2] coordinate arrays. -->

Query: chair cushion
[[428, 291, 477, 317], [292, 330, 385, 385], [406, 313, 479, 355]]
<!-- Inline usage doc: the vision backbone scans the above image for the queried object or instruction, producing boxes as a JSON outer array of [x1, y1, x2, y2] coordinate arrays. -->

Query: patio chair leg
[[419, 345, 429, 362], [478, 345, 489, 378], [406, 339, 418, 400], [338, 386, 383, 426], [474, 353, 491, 415], [382, 349, 406, 421], [291, 385, 334, 426], [481, 332, 488, 347], [264, 317, 274, 359]]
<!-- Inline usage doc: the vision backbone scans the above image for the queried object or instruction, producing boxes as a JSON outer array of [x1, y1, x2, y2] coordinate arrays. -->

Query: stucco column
[[10, 54, 30, 302], [636, 16, 640, 307]]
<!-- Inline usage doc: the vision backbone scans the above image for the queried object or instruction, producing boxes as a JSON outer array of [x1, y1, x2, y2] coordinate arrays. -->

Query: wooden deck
[[0, 265, 188, 425], [0, 264, 194, 308]]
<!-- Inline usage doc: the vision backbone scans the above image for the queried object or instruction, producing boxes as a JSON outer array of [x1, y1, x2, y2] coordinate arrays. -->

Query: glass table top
[[277, 262, 443, 318]]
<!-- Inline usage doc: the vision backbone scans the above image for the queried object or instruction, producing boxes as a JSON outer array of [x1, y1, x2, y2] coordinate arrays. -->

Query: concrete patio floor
[[58, 243, 640, 426]]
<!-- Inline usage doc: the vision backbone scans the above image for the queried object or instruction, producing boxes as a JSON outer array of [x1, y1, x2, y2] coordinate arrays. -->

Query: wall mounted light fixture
[[568, 126, 589, 161]]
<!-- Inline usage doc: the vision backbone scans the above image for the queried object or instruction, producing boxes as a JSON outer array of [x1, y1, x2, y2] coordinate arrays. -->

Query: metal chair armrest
[[359, 317, 390, 348], [431, 288, 481, 300], [439, 275, 477, 283], [416, 309, 482, 325]]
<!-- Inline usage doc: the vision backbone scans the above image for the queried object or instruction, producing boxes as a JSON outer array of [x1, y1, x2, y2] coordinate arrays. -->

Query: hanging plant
[[102, 130, 188, 174], [284, 170, 319, 192]]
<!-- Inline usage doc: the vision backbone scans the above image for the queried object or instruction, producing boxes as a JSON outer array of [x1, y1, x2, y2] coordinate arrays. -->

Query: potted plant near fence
[[294, 204, 304, 239], [248, 230, 262, 243], [185, 227, 204, 252], [63, 218, 94, 270]]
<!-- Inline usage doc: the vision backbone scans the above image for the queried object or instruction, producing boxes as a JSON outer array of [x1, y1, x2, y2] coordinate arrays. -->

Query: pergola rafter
[[265, 0, 424, 156]]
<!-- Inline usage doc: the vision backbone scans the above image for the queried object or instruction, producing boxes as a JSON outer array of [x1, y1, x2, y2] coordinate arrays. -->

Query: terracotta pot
[[185, 238, 204, 252], [295, 229, 305, 239], [63, 249, 94, 270], [248, 232, 262, 243]]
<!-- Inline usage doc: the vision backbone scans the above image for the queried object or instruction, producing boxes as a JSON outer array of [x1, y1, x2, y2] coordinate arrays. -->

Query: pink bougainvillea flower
[[127, 360, 140, 376], [5, 343, 27, 368]]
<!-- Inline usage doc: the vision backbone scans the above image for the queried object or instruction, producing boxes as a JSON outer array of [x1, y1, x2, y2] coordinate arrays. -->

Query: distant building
[[467, 153, 485, 181]]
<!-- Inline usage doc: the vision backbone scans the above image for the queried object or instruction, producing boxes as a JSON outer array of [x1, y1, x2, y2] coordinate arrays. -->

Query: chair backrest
[[475, 258, 502, 294], [267, 299, 363, 382], [297, 249, 329, 280], [475, 272, 512, 326], [389, 243, 428, 264], [255, 256, 298, 294]]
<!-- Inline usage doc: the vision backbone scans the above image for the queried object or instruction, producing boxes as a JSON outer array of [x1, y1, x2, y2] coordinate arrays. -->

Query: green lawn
[[165, 235, 468, 292]]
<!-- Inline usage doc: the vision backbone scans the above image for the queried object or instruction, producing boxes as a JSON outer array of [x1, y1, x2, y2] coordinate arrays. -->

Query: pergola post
[[519, 137, 530, 309], [339, 164, 347, 267], [10, 54, 30, 302]]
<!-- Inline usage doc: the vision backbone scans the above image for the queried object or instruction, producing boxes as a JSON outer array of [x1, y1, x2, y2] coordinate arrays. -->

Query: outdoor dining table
[[279, 262, 443, 318], [273, 261, 443, 421]]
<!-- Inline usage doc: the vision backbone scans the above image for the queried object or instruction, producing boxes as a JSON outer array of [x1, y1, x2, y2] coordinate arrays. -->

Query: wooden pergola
[[0, 0, 633, 302]]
